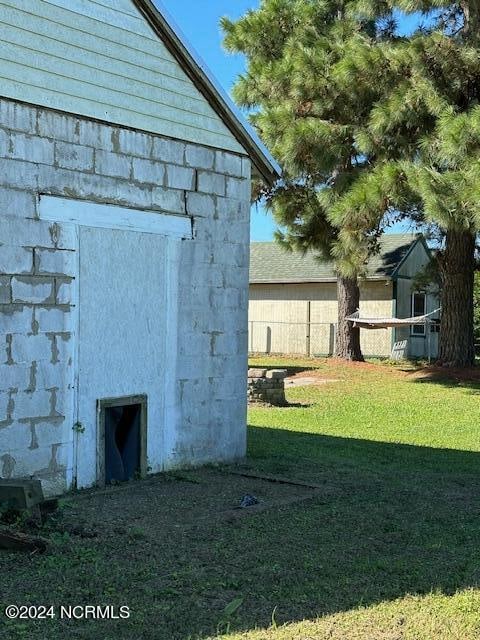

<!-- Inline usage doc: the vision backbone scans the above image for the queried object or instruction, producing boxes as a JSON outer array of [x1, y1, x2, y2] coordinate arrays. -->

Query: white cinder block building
[[0, 0, 280, 495]]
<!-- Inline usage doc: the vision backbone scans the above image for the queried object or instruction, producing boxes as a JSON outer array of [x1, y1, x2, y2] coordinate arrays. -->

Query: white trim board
[[38, 196, 193, 238]]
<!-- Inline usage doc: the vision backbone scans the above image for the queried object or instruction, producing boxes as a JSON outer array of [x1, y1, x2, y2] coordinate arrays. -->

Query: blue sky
[[159, 0, 414, 241]]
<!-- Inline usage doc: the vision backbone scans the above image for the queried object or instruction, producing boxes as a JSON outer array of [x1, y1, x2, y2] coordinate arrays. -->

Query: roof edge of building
[[134, 0, 281, 184]]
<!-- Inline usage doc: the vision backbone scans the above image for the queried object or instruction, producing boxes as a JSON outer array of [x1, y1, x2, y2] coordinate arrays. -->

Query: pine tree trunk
[[438, 229, 476, 368], [336, 275, 364, 361]]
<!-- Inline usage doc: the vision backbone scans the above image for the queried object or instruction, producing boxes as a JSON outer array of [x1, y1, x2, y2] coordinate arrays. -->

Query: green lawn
[[1, 357, 479, 640], [227, 357, 480, 639]]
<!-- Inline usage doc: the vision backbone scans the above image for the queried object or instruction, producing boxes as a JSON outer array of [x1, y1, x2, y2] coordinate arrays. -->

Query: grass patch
[[1, 357, 479, 640]]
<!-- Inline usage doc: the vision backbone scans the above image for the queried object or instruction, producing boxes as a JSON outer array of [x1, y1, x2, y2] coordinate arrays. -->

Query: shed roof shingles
[[250, 234, 421, 283]]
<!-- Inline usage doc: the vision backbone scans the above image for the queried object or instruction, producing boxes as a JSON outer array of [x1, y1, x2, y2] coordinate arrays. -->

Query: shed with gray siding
[[0, 0, 279, 495]]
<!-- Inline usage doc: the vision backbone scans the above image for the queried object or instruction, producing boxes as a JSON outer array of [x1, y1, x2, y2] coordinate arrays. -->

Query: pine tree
[[222, 0, 392, 361], [328, 1, 480, 366]]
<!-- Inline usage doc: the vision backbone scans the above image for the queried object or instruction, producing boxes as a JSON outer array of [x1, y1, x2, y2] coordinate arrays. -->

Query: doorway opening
[[98, 395, 147, 484]]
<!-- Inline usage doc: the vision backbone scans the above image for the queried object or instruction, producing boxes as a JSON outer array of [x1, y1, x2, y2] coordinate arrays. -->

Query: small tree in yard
[[222, 0, 398, 361], [330, 0, 480, 366]]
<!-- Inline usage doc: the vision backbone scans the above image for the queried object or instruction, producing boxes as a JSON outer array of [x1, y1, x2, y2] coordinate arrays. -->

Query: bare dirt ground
[[62, 468, 317, 536]]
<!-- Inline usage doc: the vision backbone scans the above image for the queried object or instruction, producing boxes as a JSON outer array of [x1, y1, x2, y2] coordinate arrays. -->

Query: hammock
[[346, 308, 441, 330]]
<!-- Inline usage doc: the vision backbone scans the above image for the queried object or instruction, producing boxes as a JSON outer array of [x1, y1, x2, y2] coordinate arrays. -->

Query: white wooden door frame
[[38, 195, 191, 487]]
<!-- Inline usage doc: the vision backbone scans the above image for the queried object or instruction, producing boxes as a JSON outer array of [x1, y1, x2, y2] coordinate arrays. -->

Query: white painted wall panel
[[0, 0, 245, 153], [76, 226, 176, 487]]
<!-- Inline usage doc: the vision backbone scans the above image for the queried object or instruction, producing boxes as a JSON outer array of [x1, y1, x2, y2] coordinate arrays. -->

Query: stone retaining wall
[[248, 369, 288, 406]]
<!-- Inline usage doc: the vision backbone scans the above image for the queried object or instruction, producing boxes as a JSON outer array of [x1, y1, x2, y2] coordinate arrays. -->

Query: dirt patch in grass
[[285, 374, 341, 387]]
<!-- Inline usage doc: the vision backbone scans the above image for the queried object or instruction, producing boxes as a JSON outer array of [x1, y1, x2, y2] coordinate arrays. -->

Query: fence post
[[306, 301, 311, 356], [329, 323, 336, 356]]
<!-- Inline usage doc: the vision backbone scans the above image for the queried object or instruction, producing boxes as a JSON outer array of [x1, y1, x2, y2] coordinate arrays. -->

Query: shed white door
[[75, 225, 170, 487], [38, 197, 189, 489]]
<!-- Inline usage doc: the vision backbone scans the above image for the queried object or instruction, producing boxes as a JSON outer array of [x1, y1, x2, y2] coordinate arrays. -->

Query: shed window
[[411, 292, 427, 335]]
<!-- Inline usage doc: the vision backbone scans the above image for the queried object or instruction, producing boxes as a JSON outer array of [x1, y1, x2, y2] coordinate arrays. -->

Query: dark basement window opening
[[98, 395, 147, 485]]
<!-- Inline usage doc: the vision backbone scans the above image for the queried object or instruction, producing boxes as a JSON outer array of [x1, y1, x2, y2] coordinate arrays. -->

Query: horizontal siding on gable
[[0, 0, 245, 153]]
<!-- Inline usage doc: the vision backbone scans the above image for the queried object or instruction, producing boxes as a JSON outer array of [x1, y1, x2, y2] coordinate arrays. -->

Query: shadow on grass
[[207, 426, 480, 635], [413, 378, 480, 396], [408, 366, 480, 392]]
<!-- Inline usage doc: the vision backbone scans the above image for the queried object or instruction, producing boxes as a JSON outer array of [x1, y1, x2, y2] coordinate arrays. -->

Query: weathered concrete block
[[185, 144, 214, 170], [197, 171, 226, 197], [178, 332, 212, 357], [37, 110, 78, 142], [54, 334, 72, 366], [12, 444, 64, 480], [266, 369, 288, 380], [0, 390, 11, 421], [215, 151, 243, 177], [166, 165, 195, 191], [212, 332, 241, 356], [0, 159, 39, 191], [55, 142, 94, 172], [221, 222, 250, 246], [118, 129, 152, 158], [76, 120, 113, 151], [0, 422, 32, 452], [0, 276, 10, 303], [215, 196, 241, 219], [0, 364, 29, 391], [242, 158, 251, 180], [10, 133, 54, 165], [95, 150, 131, 179], [186, 192, 215, 217], [0, 306, 33, 334], [35, 362, 68, 390], [11, 334, 53, 364], [210, 287, 240, 310], [31, 420, 69, 452], [35, 307, 72, 333], [132, 158, 165, 185], [0, 478, 44, 510], [152, 137, 185, 164], [111, 180, 153, 211], [248, 368, 267, 378], [11, 277, 54, 304], [0, 101, 36, 133], [13, 390, 53, 420], [0, 216, 56, 249], [38, 221, 77, 252], [0, 187, 36, 219], [226, 176, 250, 201], [0, 246, 33, 275], [212, 242, 248, 268], [151, 186, 185, 214], [0, 129, 8, 157], [55, 280, 72, 305], [35, 249, 76, 277]]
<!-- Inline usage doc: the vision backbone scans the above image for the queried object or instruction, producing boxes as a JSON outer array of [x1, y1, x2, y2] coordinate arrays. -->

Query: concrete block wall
[[0, 98, 252, 493]]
